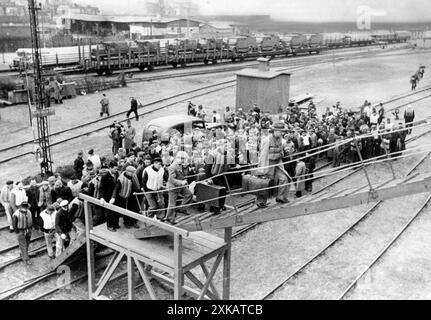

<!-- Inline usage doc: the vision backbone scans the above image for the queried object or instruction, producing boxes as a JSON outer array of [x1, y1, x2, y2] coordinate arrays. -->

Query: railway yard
[[0, 38, 431, 301]]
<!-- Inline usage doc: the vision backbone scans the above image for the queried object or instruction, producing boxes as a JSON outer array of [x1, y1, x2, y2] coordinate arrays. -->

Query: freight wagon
[[307, 33, 324, 52], [344, 32, 373, 46], [10, 45, 92, 71]]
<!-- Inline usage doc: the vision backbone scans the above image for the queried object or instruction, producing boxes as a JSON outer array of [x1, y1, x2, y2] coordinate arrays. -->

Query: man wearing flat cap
[[12, 201, 33, 265], [257, 122, 290, 205]]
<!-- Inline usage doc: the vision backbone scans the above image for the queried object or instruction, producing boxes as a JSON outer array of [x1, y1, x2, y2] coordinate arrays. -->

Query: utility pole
[[28, 0, 53, 176]]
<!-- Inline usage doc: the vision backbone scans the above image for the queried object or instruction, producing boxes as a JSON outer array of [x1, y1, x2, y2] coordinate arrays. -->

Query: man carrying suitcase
[[256, 122, 290, 208]]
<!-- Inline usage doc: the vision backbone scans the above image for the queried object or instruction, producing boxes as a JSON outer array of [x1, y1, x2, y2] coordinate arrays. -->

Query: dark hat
[[108, 160, 118, 168], [46, 205, 55, 212], [127, 152, 135, 157], [6, 180, 13, 185], [20, 201, 29, 209], [88, 149, 94, 155], [272, 123, 287, 132], [153, 157, 162, 163]]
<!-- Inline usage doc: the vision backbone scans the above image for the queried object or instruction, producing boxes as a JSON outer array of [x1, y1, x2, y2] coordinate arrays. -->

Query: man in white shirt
[[1, 180, 14, 233], [385, 117, 394, 131], [88, 149, 101, 169], [39, 205, 57, 259], [10, 181, 28, 213], [211, 110, 221, 123]]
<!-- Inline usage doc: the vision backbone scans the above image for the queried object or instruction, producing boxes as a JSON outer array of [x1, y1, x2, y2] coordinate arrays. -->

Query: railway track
[[3, 126, 430, 300], [2, 43, 394, 80], [1, 54, 430, 168], [337, 193, 431, 300], [0, 50, 369, 165], [260, 143, 431, 300], [229, 92, 431, 238], [0, 48, 376, 153]]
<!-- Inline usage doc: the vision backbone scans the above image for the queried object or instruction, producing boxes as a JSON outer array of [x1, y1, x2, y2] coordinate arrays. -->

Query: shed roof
[[63, 13, 200, 25]]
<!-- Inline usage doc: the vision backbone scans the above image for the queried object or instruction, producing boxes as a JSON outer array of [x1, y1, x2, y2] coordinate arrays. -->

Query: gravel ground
[[1, 47, 431, 300], [344, 205, 431, 300], [1, 47, 430, 185], [268, 192, 430, 300]]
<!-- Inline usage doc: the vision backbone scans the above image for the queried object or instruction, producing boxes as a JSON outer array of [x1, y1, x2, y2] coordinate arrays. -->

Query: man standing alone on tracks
[[126, 97, 139, 121], [12, 201, 33, 265], [100, 93, 110, 117]]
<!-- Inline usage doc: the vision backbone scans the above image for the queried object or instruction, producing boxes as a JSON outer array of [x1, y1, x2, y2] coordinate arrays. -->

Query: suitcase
[[195, 182, 227, 210], [242, 175, 273, 203]]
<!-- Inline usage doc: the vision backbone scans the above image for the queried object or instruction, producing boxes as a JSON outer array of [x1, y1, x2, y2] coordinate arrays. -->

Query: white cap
[[60, 200, 69, 207]]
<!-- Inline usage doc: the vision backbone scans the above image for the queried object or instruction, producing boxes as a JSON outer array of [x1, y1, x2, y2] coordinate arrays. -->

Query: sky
[[73, 0, 431, 22]]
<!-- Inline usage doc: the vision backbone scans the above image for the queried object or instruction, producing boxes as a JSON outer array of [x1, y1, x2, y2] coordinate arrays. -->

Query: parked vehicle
[[142, 115, 206, 143], [257, 35, 281, 52]]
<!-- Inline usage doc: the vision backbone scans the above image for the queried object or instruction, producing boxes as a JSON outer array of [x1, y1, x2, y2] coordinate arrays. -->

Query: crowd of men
[[0, 95, 417, 264]]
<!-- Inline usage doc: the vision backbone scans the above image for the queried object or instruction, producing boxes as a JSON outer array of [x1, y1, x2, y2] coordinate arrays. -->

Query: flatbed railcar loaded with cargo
[[9, 30, 412, 75]]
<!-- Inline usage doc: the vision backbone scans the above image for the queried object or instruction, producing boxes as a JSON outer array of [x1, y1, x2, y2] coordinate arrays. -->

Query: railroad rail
[[0, 50, 368, 165], [260, 143, 431, 300], [337, 189, 431, 300], [2, 123, 430, 300], [1, 53, 430, 168]]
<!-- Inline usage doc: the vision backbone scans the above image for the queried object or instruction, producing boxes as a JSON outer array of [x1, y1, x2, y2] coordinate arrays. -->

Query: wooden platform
[[81, 194, 233, 300], [91, 223, 226, 274], [135, 193, 256, 239], [180, 171, 431, 231]]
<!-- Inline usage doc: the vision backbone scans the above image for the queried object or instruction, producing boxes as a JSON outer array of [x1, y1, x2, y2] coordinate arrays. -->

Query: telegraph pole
[[28, 0, 53, 176]]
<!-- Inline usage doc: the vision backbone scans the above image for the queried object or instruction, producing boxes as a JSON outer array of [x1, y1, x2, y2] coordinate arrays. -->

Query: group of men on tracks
[[0, 84, 421, 265]]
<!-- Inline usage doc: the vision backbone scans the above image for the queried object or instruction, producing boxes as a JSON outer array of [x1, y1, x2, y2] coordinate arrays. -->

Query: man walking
[[54, 200, 76, 257], [39, 205, 57, 259], [126, 97, 139, 121], [1, 180, 14, 233], [164, 152, 193, 224], [257, 123, 290, 205], [12, 201, 33, 265], [100, 93, 110, 117]]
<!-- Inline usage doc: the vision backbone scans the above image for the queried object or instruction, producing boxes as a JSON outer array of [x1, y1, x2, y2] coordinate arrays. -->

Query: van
[[142, 115, 206, 144]]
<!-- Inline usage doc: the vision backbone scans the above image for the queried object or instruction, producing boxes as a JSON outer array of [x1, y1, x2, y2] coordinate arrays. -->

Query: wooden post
[[84, 200, 95, 300], [78, 39, 81, 63], [353, 138, 373, 191], [107, 46, 111, 71], [127, 254, 135, 300], [128, 46, 131, 68], [222, 227, 232, 300], [174, 233, 183, 300]]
